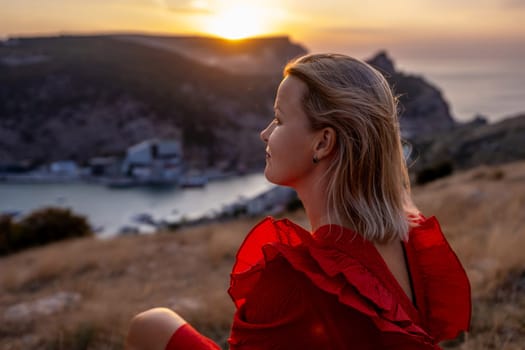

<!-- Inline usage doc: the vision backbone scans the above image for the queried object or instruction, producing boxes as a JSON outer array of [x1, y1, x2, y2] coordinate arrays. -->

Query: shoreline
[[0, 172, 280, 237]]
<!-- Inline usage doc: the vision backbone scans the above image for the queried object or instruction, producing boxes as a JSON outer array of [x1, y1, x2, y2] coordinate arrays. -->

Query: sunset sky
[[1, 0, 524, 59]]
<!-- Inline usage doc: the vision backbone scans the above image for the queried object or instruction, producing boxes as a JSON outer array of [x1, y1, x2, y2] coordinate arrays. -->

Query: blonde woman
[[126, 53, 471, 350]]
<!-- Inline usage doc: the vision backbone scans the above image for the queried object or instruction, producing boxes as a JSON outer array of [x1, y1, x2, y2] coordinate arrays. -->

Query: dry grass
[[1, 161, 525, 349], [0, 217, 265, 349], [413, 161, 525, 349]]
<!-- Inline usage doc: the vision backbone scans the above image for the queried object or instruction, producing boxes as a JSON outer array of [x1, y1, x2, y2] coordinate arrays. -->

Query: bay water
[[0, 173, 273, 237]]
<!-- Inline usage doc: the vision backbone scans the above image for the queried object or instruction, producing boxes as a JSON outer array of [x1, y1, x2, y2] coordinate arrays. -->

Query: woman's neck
[[295, 177, 341, 233]]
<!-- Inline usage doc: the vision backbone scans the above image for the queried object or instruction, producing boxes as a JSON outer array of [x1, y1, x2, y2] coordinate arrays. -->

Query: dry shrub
[[0, 207, 92, 257]]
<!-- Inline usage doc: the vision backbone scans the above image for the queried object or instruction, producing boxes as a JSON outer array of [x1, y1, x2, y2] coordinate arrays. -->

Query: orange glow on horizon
[[0, 0, 523, 59], [204, 5, 269, 40]]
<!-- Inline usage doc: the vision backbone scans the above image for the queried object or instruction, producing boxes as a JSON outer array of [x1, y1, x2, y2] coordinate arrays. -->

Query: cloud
[[156, 0, 215, 13], [319, 26, 389, 36], [320, 26, 388, 34]]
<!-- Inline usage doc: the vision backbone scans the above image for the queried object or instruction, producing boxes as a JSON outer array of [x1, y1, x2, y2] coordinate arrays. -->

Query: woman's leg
[[125, 307, 186, 350]]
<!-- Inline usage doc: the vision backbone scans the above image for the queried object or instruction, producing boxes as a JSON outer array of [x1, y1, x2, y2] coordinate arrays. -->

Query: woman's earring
[[313, 156, 319, 164]]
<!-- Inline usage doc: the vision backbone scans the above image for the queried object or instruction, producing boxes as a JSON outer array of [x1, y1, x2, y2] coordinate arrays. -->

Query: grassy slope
[[1, 162, 525, 349]]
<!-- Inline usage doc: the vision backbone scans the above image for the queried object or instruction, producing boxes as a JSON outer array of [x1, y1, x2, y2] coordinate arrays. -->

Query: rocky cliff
[[367, 51, 456, 137], [409, 113, 525, 183]]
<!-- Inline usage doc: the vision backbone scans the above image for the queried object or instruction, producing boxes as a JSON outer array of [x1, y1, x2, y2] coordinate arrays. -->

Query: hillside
[[1, 161, 524, 349], [0, 35, 456, 171], [113, 34, 308, 75], [409, 113, 525, 183], [0, 35, 304, 169]]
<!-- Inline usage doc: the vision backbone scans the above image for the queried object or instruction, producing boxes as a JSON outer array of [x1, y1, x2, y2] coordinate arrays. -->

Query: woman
[[126, 53, 471, 350]]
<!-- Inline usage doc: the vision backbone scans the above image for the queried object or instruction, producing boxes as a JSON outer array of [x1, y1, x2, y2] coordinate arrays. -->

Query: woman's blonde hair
[[284, 53, 415, 243]]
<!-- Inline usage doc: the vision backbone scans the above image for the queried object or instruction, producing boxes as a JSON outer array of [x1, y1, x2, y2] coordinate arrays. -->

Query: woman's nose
[[260, 124, 270, 143]]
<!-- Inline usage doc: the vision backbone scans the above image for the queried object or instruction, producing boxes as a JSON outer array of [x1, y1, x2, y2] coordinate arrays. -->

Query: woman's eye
[[273, 117, 281, 125]]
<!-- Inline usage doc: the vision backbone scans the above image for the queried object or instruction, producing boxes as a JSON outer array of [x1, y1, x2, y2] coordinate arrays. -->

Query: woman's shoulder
[[229, 217, 308, 275], [228, 217, 310, 308]]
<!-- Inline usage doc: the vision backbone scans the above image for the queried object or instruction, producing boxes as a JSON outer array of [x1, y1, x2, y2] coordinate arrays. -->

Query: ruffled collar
[[312, 223, 421, 323], [230, 216, 471, 344]]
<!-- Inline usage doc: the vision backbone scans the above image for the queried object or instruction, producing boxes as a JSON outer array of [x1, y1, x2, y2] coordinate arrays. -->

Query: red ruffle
[[229, 216, 470, 346], [404, 216, 472, 341]]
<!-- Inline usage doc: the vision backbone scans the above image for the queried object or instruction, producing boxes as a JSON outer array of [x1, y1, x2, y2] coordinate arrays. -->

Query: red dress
[[166, 216, 471, 350]]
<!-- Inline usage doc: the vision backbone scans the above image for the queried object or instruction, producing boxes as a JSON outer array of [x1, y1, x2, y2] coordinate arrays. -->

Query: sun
[[206, 5, 266, 40]]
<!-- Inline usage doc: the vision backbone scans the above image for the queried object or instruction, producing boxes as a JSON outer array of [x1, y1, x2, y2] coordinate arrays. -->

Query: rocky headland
[[367, 51, 456, 137], [408, 113, 525, 183]]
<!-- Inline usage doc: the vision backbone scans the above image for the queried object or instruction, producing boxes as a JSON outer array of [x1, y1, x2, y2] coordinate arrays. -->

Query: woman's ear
[[313, 127, 337, 160]]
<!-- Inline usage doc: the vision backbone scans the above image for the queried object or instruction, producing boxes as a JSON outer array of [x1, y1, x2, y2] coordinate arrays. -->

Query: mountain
[[0, 35, 456, 171], [0, 35, 306, 169], [112, 34, 307, 75]]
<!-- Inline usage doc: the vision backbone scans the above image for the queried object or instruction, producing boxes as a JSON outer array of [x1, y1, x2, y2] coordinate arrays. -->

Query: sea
[[0, 56, 523, 237], [0, 174, 274, 237], [396, 56, 524, 122]]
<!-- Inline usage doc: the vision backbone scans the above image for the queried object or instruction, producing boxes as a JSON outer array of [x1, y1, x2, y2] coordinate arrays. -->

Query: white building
[[121, 139, 184, 183]]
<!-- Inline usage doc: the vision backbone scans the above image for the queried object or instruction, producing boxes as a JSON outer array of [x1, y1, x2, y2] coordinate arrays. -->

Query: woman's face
[[260, 76, 318, 188]]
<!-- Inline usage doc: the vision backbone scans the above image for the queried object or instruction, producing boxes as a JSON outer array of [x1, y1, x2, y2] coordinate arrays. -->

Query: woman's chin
[[263, 168, 272, 182], [263, 168, 278, 185]]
